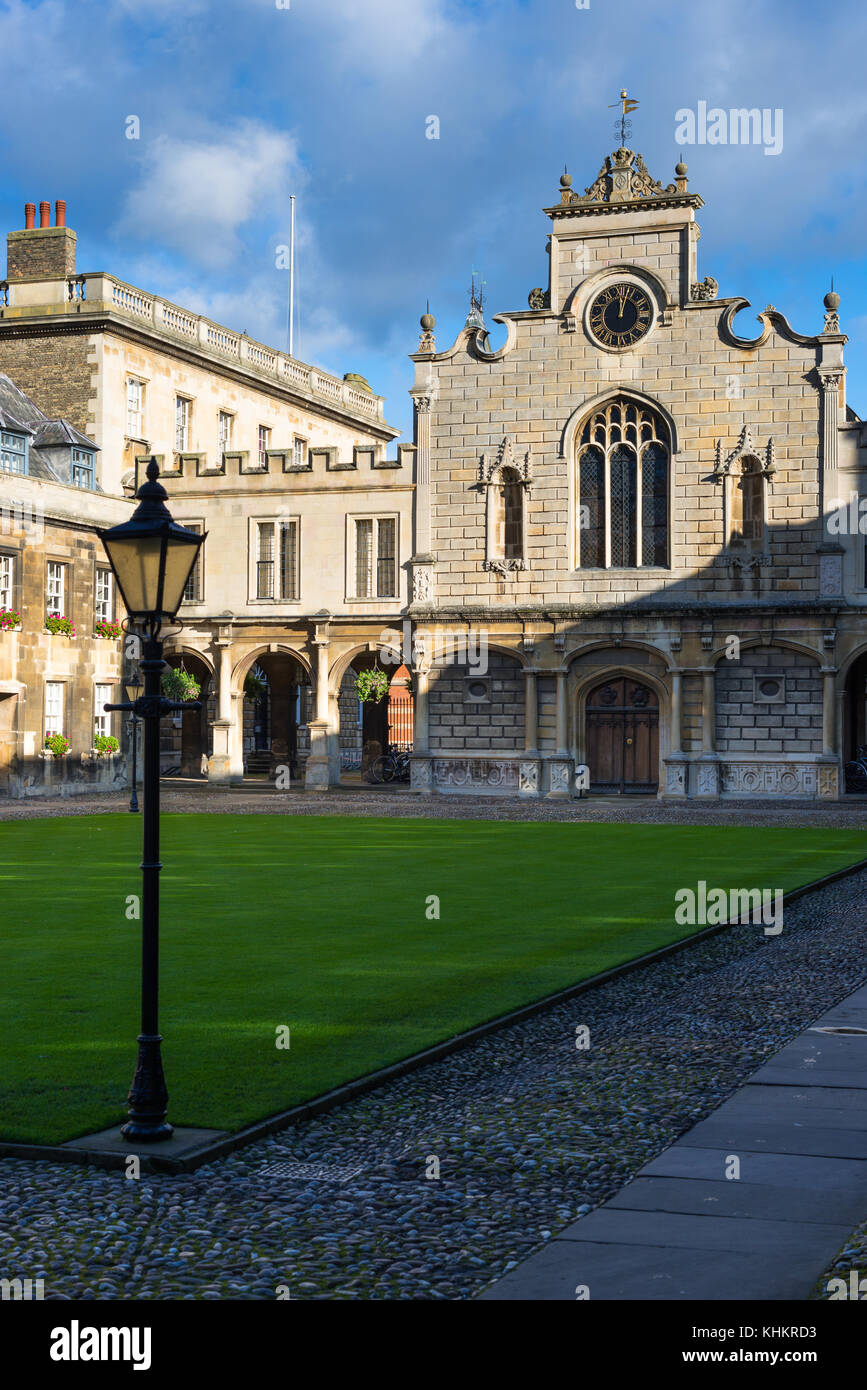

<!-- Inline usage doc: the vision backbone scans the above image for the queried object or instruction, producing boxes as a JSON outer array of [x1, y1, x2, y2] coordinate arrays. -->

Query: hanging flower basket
[[93, 734, 120, 755], [44, 733, 70, 757], [0, 608, 21, 632], [244, 672, 267, 701], [161, 665, 201, 702], [355, 667, 390, 704], [95, 619, 123, 640], [45, 612, 76, 637]]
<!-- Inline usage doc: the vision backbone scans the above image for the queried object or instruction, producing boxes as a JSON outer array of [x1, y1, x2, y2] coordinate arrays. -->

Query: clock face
[[588, 282, 653, 349]]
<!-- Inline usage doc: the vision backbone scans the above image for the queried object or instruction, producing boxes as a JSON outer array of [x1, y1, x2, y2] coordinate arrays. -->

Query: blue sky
[[1, 0, 866, 442]]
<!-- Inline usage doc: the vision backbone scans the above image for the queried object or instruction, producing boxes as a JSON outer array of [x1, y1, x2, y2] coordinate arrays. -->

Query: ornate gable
[[579, 147, 676, 204], [548, 147, 702, 219]]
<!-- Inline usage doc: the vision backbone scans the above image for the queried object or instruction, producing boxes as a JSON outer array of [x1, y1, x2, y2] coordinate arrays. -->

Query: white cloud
[[115, 121, 304, 270]]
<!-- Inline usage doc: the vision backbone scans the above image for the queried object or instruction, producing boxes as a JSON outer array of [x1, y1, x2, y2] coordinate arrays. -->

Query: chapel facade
[[405, 145, 867, 800]]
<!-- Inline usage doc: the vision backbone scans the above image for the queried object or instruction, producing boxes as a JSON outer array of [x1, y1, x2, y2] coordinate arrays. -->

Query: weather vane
[[470, 269, 486, 315], [609, 88, 639, 147]]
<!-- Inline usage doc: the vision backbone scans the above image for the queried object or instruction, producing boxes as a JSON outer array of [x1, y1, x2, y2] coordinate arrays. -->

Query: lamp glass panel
[[104, 535, 164, 616], [161, 537, 202, 617]]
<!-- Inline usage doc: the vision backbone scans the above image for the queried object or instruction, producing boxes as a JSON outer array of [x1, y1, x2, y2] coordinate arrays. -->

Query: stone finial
[[823, 284, 841, 333], [418, 302, 436, 352], [675, 157, 688, 193]]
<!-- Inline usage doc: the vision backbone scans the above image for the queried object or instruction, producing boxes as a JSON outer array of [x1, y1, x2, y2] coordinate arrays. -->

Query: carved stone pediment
[[569, 147, 678, 206], [714, 426, 775, 478], [479, 436, 533, 486]]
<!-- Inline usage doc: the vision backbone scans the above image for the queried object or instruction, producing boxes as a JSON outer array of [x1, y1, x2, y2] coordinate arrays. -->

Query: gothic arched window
[[500, 468, 523, 560], [729, 457, 764, 550], [576, 399, 670, 568]]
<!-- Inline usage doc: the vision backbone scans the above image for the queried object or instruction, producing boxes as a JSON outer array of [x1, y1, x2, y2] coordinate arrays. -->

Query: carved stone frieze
[[432, 757, 520, 790], [720, 762, 820, 797]]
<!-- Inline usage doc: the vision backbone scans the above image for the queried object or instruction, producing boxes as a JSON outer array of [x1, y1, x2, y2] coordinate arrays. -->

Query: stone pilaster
[[305, 614, 333, 791]]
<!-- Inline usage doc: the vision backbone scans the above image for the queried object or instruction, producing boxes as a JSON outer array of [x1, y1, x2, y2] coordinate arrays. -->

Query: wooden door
[[586, 678, 659, 793]]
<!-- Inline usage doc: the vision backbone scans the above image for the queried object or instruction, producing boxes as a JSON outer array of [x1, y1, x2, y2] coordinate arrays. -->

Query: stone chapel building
[[3, 145, 867, 801], [406, 144, 867, 800]]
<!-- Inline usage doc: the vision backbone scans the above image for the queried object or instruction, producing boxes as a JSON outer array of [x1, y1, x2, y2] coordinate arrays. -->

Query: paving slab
[[641, 1145, 867, 1190], [479, 981, 867, 1300], [728, 1084, 867, 1115], [606, 1175, 867, 1226], [681, 1119, 867, 1159], [556, 1207, 849, 1258], [478, 1240, 809, 1302], [751, 1067, 867, 1089]]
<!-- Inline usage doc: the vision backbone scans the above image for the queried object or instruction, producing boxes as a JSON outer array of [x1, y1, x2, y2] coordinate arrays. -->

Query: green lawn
[[0, 815, 864, 1144]]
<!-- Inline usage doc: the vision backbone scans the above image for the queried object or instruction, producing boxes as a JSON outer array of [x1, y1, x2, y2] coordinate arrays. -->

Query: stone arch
[[231, 643, 312, 695], [563, 637, 676, 672], [161, 647, 215, 777], [836, 644, 867, 775], [560, 387, 680, 462], [571, 660, 671, 791], [330, 643, 412, 779], [708, 636, 822, 668]]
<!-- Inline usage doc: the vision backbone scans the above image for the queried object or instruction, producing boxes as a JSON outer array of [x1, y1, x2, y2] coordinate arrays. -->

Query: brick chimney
[[6, 200, 77, 281]]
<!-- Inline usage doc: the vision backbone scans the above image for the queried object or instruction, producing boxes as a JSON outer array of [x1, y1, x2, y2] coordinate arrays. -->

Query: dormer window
[[0, 430, 28, 475], [72, 447, 95, 489]]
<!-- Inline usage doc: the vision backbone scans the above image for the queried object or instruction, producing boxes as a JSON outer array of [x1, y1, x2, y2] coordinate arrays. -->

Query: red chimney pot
[[24, 203, 35, 230], [39, 201, 50, 229], [55, 200, 66, 228]]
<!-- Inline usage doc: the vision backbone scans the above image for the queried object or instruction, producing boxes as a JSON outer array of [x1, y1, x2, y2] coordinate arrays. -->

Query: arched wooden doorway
[[586, 677, 659, 793]]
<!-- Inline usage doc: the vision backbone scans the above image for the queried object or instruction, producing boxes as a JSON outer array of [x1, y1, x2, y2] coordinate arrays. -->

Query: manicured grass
[[0, 815, 864, 1144]]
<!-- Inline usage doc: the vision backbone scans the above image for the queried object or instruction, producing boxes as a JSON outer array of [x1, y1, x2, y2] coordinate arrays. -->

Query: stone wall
[[715, 647, 822, 755], [0, 510, 125, 796], [0, 330, 96, 439], [428, 654, 524, 751]]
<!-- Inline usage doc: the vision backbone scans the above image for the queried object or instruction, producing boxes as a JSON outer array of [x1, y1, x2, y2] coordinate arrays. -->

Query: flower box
[[44, 733, 71, 758], [94, 620, 123, 640], [45, 613, 76, 637]]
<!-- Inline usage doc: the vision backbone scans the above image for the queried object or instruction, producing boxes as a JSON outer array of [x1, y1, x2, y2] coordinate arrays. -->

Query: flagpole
[[289, 194, 296, 358]]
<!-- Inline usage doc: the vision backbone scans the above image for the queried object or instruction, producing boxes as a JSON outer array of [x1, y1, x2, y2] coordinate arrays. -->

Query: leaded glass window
[[576, 399, 670, 568]]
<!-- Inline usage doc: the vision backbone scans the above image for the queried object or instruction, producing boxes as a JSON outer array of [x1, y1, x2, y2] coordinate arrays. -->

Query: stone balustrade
[[0, 273, 384, 423]]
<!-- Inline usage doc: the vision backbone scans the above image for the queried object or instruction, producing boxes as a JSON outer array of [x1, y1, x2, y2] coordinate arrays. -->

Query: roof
[[32, 418, 101, 451], [0, 372, 99, 485]]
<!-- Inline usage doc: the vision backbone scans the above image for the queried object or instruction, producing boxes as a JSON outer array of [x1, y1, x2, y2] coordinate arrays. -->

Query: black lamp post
[[99, 457, 206, 1141], [124, 674, 143, 814]]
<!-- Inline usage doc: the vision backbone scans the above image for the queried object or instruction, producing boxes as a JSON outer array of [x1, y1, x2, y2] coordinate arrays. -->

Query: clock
[[588, 282, 653, 350]]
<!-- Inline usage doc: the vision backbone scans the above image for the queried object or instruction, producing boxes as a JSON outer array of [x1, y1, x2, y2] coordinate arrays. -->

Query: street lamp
[[99, 457, 206, 1141], [124, 673, 143, 814]]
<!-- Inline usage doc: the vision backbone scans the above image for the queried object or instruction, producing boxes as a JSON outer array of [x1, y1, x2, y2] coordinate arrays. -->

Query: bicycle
[[844, 744, 867, 794], [370, 748, 411, 784]]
